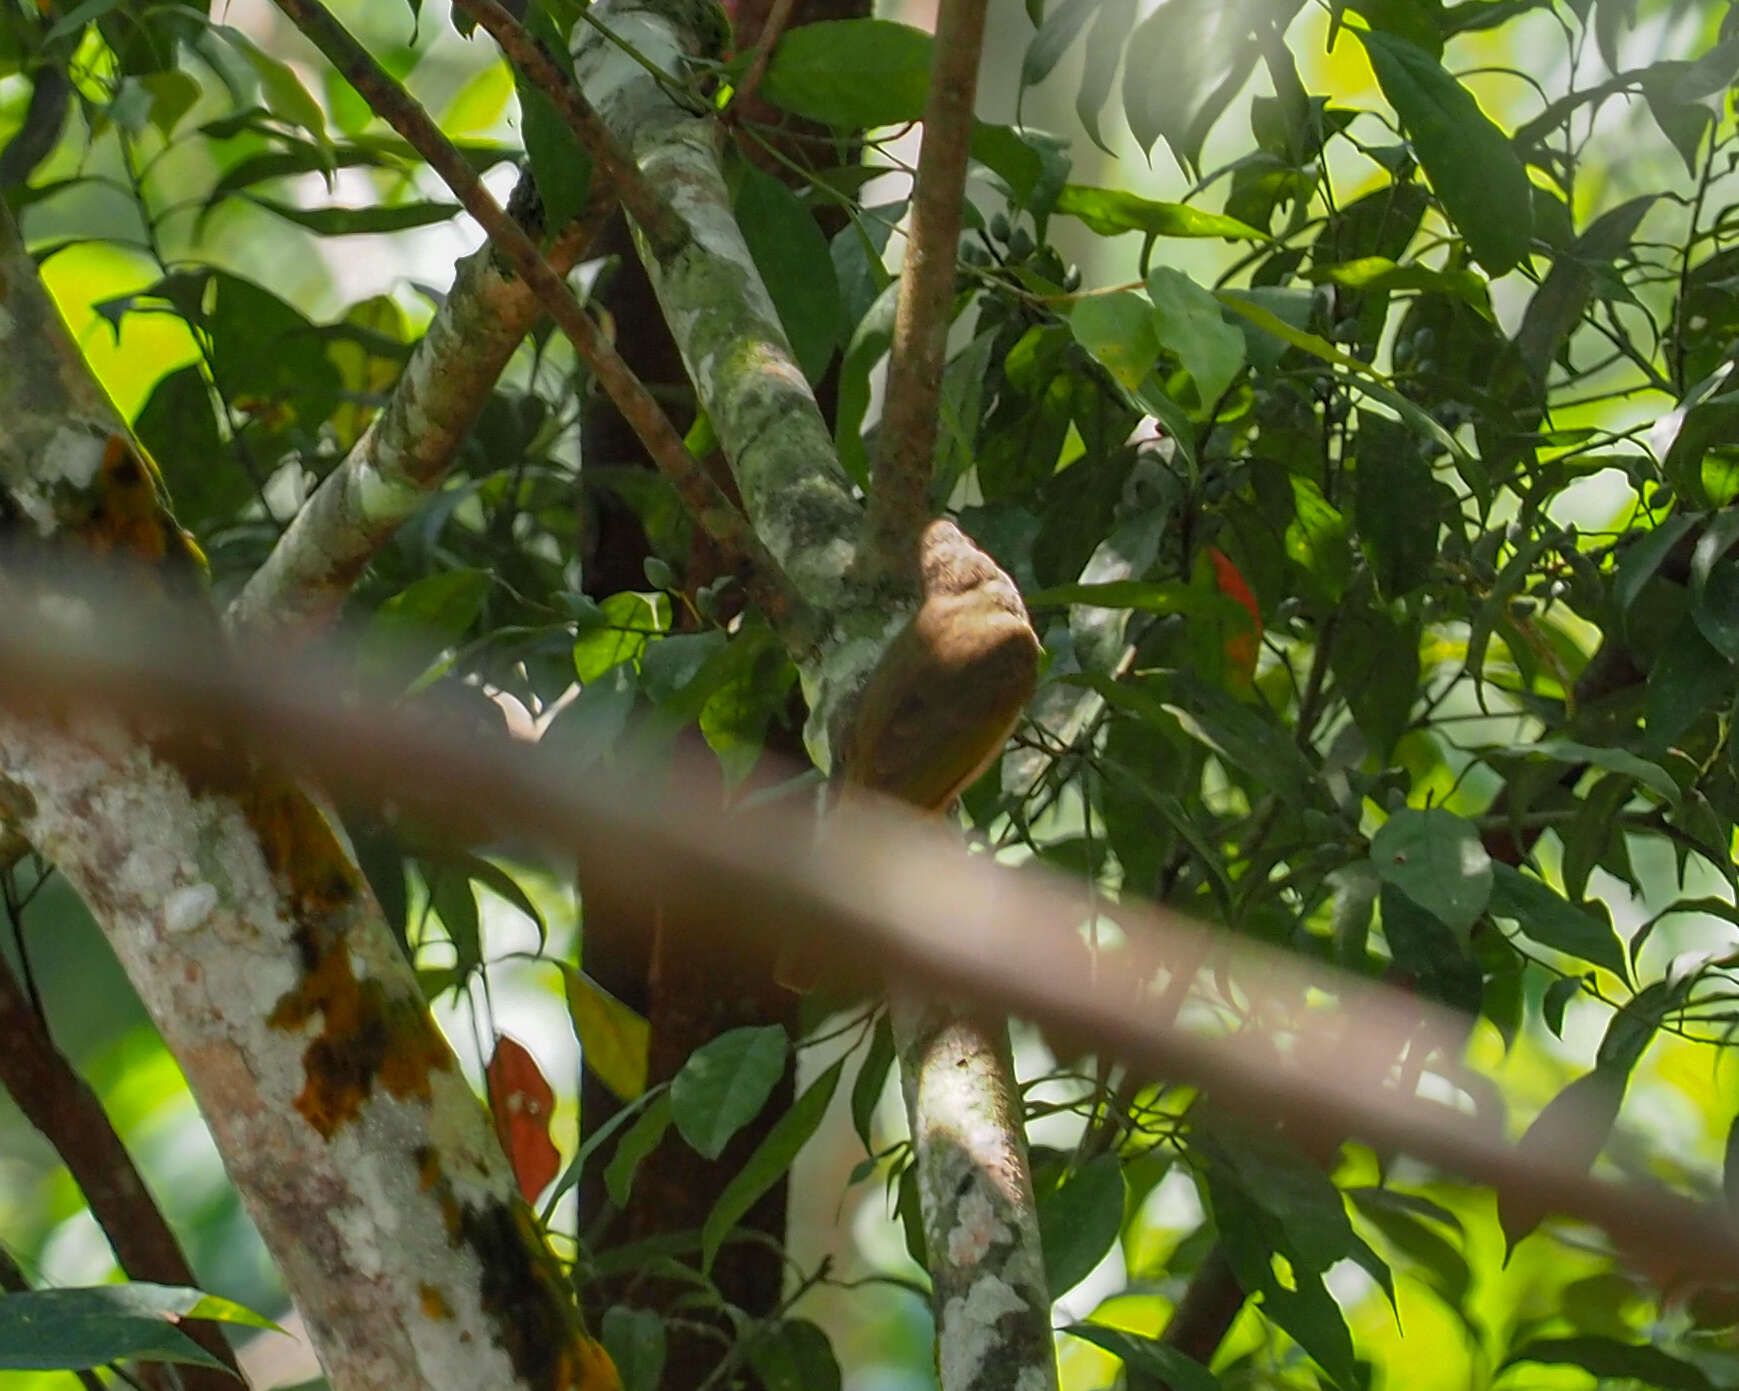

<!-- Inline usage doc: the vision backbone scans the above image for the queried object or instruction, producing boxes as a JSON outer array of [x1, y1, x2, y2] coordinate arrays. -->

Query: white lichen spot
[[164, 882, 219, 934], [947, 1181, 1010, 1266], [940, 1274, 1030, 1390], [1016, 1365, 1051, 1391], [329, 1194, 385, 1278], [43, 426, 105, 489]]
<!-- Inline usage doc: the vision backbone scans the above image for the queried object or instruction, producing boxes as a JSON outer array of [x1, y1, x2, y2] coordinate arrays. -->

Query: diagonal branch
[[862, 0, 990, 581], [448, 0, 686, 256], [268, 0, 823, 658], [2, 591, 1738, 1291], [227, 184, 606, 639]]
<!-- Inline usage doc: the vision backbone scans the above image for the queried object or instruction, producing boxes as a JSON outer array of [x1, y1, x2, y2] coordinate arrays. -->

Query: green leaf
[[748, 1319, 842, 1391], [1503, 1337, 1715, 1391], [1054, 184, 1264, 240], [563, 966, 650, 1101], [572, 591, 671, 682], [1285, 475, 1352, 603], [1690, 509, 1739, 660], [1217, 291, 1472, 470], [850, 1014, 896, 1151], [1646, 615, 1731, 758], [1021, 0, 1096, 86], [1499, 1069, 1624, 1249], [1070, 291, 1161, 390], [218, 26, 329, 145], [361, 569, 491, 689], [1488, 864, 1628, 980], [1074, 0, 1137, 153], [1307, 255, 1489, 308], [1065, 1326, 1221, 1391], [601, 1307, 666, 1391], [702, 1056, 846, 1270], [1028, 579, 1208, 613], [1329, 601, 1418, 757], [0, 1284, 274, 1372], [1147, 267, 1246, 406], [1370, 808, 1493, 934], [670, 1025, 789, 1160], [1037, 1154, 1126, 1297], [1488, 738, 1680, 806], [242, 195, 463, 236], [428, 868, 481, 974], [735, 166, 842, 382], [1356, 29, 1531, 273], [603, 1092, 672, 1207], [515, 5, 591, 231], [756, 20, 933, 128], [968, 122, 1047, 206], [1381, 883, 1482, 1014]]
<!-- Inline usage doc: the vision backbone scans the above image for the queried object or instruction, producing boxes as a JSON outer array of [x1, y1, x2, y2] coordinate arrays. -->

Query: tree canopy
[[5, 1, 1739, 1391]]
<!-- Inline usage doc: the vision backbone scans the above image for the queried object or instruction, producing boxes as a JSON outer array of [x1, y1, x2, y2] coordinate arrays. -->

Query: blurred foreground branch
[[0, 584, 1734, 1288]]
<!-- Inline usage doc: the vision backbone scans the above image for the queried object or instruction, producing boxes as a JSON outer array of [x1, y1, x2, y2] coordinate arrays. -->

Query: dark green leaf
[[748, 1319, 842, 1391], [1038, 1154, 1125, 1296], [1498, 1070, 1624, 1249], [1502, 1337, 1715, 1391], [0, 1284, 274, 1372], [1646, 615, 1731, 758], [243, 195, 462, 236], [1487, 863, 1628, 979], [756, 20, 933, 128], [735, 166, 841, 382], [850, 1014, 896, 1151], [702, 1056, 846, 1270], [601, 1307, 666, 1391], [1065, 1325, 1221, 1391], [670, 1024, 789, 1160], [1148, 267, 1246, 405], [1370, 808, 1493, 933], [1054, 184, 1263, 240], [603, 1092, 672, 1207], [1357, 30, 1531, 272]]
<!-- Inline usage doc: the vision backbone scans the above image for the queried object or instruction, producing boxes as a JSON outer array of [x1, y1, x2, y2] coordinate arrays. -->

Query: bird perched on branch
[[840, 518, 1041, 813]]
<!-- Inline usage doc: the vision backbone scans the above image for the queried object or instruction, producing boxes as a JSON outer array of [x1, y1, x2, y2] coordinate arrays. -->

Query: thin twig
[[733, 0, 800, 108], [449, 0, 687, 255], [268, 0, 822, 656], [863, 0, 991, 581]]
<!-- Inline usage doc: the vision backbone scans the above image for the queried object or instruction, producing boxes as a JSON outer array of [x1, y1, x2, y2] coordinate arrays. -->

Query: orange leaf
[[1206, 547, 1262, 680], [486, 1034, 560, 1202]]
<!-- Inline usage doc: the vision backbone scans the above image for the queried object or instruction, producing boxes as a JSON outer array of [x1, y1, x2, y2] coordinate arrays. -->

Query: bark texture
[[0, 203, 617, 1391]]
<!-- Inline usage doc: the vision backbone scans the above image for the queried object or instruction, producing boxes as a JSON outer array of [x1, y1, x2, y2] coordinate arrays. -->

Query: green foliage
[[13, 0, 1739, 1388]]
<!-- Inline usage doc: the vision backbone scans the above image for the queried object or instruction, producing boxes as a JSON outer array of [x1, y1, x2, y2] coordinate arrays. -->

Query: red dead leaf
[[486, 1034, 560, 1202]]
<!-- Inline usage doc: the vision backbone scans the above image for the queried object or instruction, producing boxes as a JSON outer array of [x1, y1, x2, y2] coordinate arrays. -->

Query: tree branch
[[227, 183, 606, 640], [0, 202, 617, 1391], [0, 594, 1730, 1291], [0, 953, 242, 1387], [862, 0, 989, 582], [448, 0, 687, 256], [268, 0, 823, 658]]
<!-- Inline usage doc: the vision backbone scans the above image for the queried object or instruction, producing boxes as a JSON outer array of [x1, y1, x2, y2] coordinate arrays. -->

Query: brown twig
[[862, 0, 989, 582], [1, 588, 1738, 1290], [733, 0, 801, 107], [0, 954, 241, 1386], [268, 0, 823, 656], [448, 0, 687, 255]]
